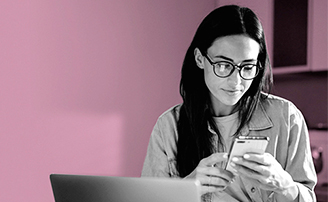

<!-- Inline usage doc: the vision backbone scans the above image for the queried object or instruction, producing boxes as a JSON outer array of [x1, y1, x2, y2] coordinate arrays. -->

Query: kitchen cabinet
[[311, 0, 328, 72], [216, 0, 328, 73]]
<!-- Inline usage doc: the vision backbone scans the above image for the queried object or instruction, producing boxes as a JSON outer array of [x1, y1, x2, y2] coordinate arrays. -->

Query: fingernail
[[230, 162, 236, 167], [223, 153, 228, 159], [232, 157, 238, 162], [244, 154, 250, 159]]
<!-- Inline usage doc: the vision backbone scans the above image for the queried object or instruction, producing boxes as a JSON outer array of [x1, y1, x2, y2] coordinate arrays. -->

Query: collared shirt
[[141, 94, 317, 202]]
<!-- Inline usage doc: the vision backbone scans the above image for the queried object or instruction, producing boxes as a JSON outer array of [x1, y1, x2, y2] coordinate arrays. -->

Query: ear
[[194, 48, 205, 69]]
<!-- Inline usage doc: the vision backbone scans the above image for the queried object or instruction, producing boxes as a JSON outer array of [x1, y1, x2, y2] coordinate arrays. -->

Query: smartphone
[[225, 136, 269, 172]]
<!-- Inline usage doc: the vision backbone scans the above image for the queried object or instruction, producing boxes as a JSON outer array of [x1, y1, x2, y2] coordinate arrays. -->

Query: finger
[[209, 175, 231, 186], [231, 161, 262, 178], [243, 153, 272, 166], [231, 157, 265, 174], [201, 175, 227, 186], [196, 166, 234, 183], [197, 174, 225, 187], [231, 159, 273, 185], [233, 155, 268, 171], [199, 153, 228, 167], [197, 173, 235, 195], [212, 168, 235, 182], [200, 184, 225, 195]]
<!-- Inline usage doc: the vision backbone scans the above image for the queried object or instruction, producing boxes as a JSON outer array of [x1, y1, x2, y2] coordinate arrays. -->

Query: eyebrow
[[214, 55, 257, 63]]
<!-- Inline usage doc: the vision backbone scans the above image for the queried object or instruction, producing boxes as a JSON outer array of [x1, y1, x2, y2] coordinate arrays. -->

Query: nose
[[227, 68, 242, 85]]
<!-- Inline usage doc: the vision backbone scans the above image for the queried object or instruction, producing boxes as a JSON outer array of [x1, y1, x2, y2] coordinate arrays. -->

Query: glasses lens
[[240, 64, 258, 79], [214, 62, 233, 77]]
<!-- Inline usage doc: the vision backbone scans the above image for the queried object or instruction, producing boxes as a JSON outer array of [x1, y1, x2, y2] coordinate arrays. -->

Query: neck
[[211, 103, 239, 117]]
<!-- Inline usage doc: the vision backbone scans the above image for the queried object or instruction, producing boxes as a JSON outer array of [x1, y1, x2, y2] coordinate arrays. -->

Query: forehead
[[207, 35, 260, 62]]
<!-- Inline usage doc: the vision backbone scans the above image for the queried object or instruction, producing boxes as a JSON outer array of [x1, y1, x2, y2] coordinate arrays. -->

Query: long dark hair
[[177, 5, 273, 177]]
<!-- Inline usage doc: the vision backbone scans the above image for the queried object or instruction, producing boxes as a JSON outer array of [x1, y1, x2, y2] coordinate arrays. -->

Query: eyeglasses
[[203, 54, 260, 80]]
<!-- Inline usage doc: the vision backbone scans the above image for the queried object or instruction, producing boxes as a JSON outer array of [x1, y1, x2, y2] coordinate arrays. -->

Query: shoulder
[[260, 93, 299, 113], [151, 104, 182, 140], [258, 93, 305, 123], [261, 93, 292, 106], [150, 104, 182, 159], [157, 104, 181, 124]]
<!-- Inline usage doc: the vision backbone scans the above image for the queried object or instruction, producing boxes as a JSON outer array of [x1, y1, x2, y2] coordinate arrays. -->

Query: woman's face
[[195, 35, 260, 116]]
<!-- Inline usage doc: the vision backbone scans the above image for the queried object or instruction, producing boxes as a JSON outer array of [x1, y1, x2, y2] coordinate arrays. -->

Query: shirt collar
[[248, 101, 273, 131], [238, 101, 273, 136], [208, 100, 274, 135]]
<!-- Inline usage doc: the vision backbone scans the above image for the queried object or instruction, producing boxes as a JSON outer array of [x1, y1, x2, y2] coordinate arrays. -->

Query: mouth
[[223, 89, 242, 95]]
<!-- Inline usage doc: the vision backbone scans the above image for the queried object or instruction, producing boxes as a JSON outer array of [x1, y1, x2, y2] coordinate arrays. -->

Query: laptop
[[50, 174, 201, 202]]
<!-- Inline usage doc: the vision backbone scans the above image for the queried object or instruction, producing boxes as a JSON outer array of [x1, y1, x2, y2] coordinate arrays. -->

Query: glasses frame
[[203, 54, 260, 80]]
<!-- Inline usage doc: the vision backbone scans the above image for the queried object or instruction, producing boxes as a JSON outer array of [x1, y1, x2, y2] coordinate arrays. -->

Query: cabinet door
[[216, 0, 328, 73], [273, 0, 308, 69], [311, 0, 328, 71]]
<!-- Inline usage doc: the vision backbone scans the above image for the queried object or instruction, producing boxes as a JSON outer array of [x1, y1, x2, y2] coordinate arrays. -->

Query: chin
[[225, 98, 242, 106]]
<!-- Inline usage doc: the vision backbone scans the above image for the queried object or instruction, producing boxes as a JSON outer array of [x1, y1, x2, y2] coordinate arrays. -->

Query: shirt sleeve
[[283, 103, 317, 202]]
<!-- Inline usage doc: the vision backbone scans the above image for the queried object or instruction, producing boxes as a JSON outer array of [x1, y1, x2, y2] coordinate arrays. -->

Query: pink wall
[[0, 1, 215, 201]]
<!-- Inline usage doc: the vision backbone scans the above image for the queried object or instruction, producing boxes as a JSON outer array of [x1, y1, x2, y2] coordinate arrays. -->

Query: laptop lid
[[50, 174, 201, 202]]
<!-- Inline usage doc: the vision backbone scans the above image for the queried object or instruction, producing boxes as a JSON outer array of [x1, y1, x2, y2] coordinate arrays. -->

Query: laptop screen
[[50, 174, 201, 202]]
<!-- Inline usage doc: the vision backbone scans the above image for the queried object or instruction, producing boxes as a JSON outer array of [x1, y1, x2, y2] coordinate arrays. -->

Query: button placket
[[248, 186, 264, 202]]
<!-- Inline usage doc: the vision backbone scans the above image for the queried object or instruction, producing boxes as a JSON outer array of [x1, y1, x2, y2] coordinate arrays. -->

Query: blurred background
[[0, 0, 327, 201]]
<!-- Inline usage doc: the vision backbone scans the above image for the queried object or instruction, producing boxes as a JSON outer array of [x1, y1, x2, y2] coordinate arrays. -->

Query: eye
[[215, 61, 233, 70], [241, 64, 257, 71]]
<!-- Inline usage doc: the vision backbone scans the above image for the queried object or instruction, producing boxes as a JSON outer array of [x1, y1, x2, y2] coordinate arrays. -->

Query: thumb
[[200, 152, 228, 167]]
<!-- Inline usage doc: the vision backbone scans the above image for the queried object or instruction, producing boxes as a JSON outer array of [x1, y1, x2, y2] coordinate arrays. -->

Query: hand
[[185, 153, 235, 196], [230, 153, 299, 200]]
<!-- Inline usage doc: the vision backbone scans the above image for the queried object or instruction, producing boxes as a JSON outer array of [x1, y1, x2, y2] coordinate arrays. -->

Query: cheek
[[243, 80, 253, 92], [203, 66, 213, 82], [203, 69, 224, 91]]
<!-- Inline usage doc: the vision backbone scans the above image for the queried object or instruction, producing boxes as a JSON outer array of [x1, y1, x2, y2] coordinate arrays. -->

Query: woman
[[141, 5, 317, 202]]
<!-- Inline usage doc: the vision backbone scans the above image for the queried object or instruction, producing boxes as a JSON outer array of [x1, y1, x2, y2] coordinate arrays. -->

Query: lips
[[223, 89, 242, 95]]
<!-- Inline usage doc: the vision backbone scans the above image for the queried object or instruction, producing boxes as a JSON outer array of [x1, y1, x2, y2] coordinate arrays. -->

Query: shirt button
[[251, 187, 256, 193]]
